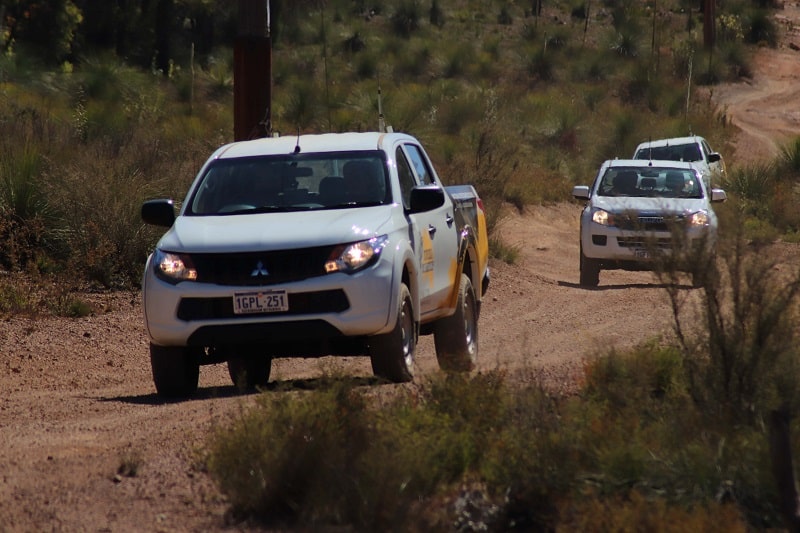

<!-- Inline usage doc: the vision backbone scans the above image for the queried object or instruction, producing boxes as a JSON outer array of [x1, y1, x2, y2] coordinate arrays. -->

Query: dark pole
[[234, 0, 272, 141], [703, 0, 715, 49]]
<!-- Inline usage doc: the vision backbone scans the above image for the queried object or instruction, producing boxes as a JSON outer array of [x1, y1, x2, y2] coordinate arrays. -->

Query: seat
[[665, 171, 685, 195], [612, 171, 638, 195], [343, 160, 384, 203], [681, 145, 701, 162], [318, 176, 346, 205], [639, 177, 656, 190]]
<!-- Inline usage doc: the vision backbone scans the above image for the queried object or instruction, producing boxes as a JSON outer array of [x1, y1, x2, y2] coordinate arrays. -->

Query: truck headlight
[[325, 235, 389, 274], [592, 208, 613, 226], [153, 249, 198, 284], [688, 210, 709, 227]]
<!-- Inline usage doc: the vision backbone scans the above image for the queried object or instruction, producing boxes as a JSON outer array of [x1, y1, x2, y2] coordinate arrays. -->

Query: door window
[[403, 144, 435, 185], [395, 147, 418, 209]]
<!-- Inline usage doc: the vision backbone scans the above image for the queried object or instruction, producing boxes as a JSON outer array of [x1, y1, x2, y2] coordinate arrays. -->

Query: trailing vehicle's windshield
[[597, 167, 703, 199], [186, 151, 390, 215], [634, 143, 702, 163]]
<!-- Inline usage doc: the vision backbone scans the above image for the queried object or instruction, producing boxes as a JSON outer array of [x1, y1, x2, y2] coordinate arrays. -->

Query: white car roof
[[606, 159, 698, 170], [634, 136, 705, 150], [212, 131, 417, 159]]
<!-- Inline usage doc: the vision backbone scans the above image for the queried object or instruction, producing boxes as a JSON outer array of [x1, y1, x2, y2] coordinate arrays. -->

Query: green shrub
[[778, 136, 800, 176], [390, 1, 421, 39], [746, 8, 778, 47]]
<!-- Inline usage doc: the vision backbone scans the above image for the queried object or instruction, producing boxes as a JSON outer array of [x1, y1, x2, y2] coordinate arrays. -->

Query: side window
[[701, 139, 712, 159], [403, 144, 435, 185], [395, 148, 418, 209]]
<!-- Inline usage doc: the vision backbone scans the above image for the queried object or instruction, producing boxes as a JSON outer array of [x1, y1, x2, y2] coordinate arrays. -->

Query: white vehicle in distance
[[633, 135, 726, 190], [572, 159, 727, 287]]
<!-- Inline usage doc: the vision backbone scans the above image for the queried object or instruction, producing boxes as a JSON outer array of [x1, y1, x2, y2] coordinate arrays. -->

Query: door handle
[[427, 224, 436, 237], [445, 214, 454, 227]]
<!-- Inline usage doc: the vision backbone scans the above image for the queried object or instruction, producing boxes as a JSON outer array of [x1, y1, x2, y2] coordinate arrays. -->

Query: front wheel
[[369, 283, 416, 383], [579, 244, 600, 287], [150, 344, 200, 398], [433, 274, 478, 372], [227, 356, 272, 391]]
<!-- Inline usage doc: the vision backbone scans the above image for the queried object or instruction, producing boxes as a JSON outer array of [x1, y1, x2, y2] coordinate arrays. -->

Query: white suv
[[633, 136, 726, 189], [572, 159, 727, 287]]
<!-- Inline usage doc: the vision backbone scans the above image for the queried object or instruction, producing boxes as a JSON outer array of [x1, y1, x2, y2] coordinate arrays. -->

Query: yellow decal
[[421, 229, 435, 287], [445, 257, 461, 309]]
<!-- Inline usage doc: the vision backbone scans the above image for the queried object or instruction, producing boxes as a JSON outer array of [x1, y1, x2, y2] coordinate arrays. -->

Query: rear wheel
[[227, 356, 272, 391], [579, 244, 600, 287], [150, 344, 200, 398], [434, 274, 478, 372], [370, 283, 415, 383]]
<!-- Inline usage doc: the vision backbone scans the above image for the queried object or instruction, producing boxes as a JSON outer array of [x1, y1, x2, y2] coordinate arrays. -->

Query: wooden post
[[703, 0, 715, 49], [234, 0, 272, 141]]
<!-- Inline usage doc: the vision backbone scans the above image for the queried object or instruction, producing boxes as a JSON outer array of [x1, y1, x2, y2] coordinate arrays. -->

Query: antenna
[[377, 76, 386, 133], [294, 128, 301, 153]]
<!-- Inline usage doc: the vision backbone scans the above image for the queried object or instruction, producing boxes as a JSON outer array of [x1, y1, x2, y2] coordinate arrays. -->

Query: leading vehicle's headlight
[[152, 249, 198, 284], [592, 208, 613, 226], [688, 210, 709, 227], [325, 235, 389, 274]]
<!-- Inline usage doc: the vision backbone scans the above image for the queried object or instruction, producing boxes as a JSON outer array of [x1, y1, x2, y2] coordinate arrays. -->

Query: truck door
[[397, 143, 459, 318]]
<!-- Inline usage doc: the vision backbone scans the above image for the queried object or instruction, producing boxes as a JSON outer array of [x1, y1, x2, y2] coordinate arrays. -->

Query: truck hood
[[157, 206, 395, 253], [590, 196, 710, 216]]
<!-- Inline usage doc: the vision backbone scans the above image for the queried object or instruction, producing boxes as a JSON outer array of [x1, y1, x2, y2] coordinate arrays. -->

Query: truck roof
[[214, 131, 418, 159], [607, 158, 697, 170], [634, 136, 705, 150]]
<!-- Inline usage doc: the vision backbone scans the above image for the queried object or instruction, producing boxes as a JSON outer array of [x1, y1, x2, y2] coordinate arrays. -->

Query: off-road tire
[[369, 283, 415, 382], [579, 244, 600, 287], [150, 344, 200, 398], [227, 356, 272, 391], [433, 274, 478, 372]]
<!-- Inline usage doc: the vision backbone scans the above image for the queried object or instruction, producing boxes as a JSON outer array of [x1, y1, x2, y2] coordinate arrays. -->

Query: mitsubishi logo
[[250, 261, 269, 277]]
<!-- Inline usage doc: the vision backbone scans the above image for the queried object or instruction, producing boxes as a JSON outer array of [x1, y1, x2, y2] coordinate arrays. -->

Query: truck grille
[[188, 246, 335, 286], [616, 214, 685, 232], [617, 237, 673, 249], [177, 289, 350, 321]]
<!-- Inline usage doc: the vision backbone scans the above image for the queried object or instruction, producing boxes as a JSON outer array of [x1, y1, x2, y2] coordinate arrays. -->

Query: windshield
[[186, 151, 390, 215], [634, 142, 703, 163], [596, 167, 703, 199]]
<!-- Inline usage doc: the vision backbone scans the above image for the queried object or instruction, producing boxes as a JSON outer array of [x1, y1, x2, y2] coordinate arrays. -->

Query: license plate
[[634, 249, 650, 259], [233, 290, 288, 314]]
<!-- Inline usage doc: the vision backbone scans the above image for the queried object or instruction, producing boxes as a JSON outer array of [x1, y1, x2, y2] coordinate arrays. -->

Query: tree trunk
[[769, 407, 800, 532]]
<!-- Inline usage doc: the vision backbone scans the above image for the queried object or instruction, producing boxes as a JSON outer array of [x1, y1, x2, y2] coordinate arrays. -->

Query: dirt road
[[0, 209, 688, 532], [2, 5, 800, 531], [712, 1, 800, 163]]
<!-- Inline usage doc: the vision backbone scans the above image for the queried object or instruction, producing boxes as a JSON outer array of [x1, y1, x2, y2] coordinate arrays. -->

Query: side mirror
[[408, 186, 445, 213], [707, 152, 722, 163], [710, 189, 727, 203], [572, 185, 591, 200], [142, 199, 176, 227]]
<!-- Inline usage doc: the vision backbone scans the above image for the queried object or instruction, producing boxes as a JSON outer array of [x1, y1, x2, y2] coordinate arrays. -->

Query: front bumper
[[142, 253, 396, 348], [580, 219, 715, 266]]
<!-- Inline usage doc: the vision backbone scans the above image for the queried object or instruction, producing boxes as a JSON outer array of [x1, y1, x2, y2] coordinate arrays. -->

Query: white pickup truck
[[141, 131, 490, 397]]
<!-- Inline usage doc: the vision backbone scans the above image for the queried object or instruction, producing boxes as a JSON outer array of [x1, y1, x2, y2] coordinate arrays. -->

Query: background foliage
[[1, 0, 784, 295]]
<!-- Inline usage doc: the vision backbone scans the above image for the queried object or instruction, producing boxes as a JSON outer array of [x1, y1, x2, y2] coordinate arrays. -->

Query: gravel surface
[[2, 4, 800, 530]]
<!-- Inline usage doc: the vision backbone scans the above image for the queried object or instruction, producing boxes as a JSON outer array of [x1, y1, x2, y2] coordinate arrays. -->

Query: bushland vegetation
[[0, 0, 787, 298], [204, 224, 800, 530], [4, 1, 800, 529]]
